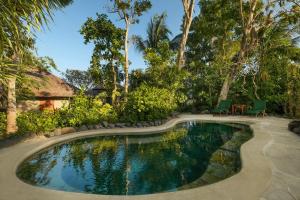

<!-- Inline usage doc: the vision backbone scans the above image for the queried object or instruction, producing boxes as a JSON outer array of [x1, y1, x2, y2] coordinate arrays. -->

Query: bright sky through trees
[[35, 0, 199, 75]]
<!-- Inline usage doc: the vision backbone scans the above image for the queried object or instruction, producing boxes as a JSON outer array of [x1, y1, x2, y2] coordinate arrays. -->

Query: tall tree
[[133, 12, 172, 53], [177, 0, 196, 69], [63, 69, 93, 90], [186, 0, 241, 108], [218, 0, 300, 102], [81, 14, 125, 105], [110, 0, 152, 98], [0, 0, 73, 134]]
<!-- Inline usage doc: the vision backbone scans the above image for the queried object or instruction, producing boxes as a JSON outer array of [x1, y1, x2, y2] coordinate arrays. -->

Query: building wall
[[17, 100, 70, 112], [17, 100, 40, 111]]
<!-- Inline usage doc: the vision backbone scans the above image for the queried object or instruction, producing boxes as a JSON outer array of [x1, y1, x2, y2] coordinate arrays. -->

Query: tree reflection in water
[[17, 122, 252, 195]]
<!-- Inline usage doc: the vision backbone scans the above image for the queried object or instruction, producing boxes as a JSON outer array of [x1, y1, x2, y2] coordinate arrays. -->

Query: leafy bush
[[62, 93, 117, 127], [0, 112, 6, 136], [17, 94, 117, 134], [121, 84, 178, 122], [17, 110, 60, 135]]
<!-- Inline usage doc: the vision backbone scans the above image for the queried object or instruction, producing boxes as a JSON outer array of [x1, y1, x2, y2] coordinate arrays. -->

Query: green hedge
[[122, 84, 178, 122], [61, 93, 117, 127], [17, 110, 60, 135], [17, 94, 117, 135]]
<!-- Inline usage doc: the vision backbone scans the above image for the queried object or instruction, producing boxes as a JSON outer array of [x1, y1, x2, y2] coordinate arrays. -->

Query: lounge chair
[[212, 99, 232, 115], [246, 100, 266, 117]]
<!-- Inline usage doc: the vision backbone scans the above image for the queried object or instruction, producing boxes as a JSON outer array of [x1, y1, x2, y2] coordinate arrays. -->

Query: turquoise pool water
[[17, 122, 252, 195]]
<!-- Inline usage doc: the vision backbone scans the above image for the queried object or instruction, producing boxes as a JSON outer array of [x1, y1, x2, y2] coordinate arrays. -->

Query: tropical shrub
[[16, 94, 117, 134], [17, 110, 60, 135], [121, 84, 178, 122], [0, 112, 6, 136], [62, 93, 117, 127]]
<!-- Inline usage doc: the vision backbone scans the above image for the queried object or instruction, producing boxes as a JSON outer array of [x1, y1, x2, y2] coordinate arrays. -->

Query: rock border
[[288, 120, 300, 135], [44, 117, 177, 138]]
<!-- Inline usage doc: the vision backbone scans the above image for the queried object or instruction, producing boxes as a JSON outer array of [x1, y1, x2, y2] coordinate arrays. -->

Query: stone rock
[[292, 127, 300, 135], [125, 122, 132, 127], [288, 121, 300, 131], [116, 123, 126, 128], [149, 122, 155, 126], [288, 121, 300, 135], [131, 123, 137, 127], [102, 121, 109, 128], [108, 123, 115, 128], [95, 124, 103, 129], [201, 110, 210, 114], [53, 128, 62, 136], [61, 127, 76, 135], [136, 122, 143, 128], [44, 132, 55, 138], [162, 119, 167, 124], [87, 125, 95, 130], [142, 122, 149, 127], [171, 112, 179, 118], [154, 120, 161, 126], [115, 123, 121, 128], [78, 125, 88, 132]]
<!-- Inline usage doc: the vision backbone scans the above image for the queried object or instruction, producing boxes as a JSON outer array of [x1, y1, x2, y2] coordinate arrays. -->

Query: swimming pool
[[17, 121, 252, 195]]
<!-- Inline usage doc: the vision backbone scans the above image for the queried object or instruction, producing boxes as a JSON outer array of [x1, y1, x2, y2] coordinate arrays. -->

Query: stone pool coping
[[0, 114, 297, 200]]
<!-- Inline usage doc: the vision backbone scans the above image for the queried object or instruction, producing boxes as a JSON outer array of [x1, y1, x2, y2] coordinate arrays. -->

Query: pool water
[[17, 122, 252, 195]]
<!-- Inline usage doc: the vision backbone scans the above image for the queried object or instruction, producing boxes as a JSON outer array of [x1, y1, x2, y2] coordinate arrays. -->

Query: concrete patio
[[0, 115, 299, 200]]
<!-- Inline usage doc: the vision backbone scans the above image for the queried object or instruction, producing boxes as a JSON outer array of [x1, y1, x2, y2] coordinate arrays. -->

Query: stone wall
[[17, 100, 70, 112]]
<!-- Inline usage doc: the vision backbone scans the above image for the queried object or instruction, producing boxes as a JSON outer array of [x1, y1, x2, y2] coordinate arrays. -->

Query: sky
[[35, 0, 200, 76]]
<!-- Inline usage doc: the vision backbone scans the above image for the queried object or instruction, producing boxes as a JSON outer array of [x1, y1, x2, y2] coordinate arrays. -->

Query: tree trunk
[[112, 65, 117, 106], [6, 77, 17, 134], [124, 20, 130, 100], [177, 0, 195, 69], [217, 0, 257, 103], [218, 74, 232, 104]]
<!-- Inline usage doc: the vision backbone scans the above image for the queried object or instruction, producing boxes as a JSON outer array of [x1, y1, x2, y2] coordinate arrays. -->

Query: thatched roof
[[27, 70, 76, 98]]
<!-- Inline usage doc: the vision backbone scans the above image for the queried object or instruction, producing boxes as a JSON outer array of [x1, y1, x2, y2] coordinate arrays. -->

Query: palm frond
[[133, 12, 172, 53], [132, 35, 146, 52]]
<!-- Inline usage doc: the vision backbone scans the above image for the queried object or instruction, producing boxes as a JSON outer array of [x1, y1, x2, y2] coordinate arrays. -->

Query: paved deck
[[0, 115, 299, 200]]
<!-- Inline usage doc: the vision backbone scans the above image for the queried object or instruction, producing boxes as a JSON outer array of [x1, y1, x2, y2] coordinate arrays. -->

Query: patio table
[[231, 104, 247, 115]]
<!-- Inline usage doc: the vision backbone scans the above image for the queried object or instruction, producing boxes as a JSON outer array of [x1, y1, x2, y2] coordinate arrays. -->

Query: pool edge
[[0, 114, 276, 200]]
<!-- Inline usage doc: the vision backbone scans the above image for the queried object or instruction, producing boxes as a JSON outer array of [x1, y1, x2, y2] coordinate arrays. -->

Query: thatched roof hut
[[26, 70, 76, 99], [18, 70, 76, 111]]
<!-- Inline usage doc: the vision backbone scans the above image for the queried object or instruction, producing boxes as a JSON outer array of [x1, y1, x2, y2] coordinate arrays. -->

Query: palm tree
[[0, 0, 73, 134], [133, 12, 172, 53]]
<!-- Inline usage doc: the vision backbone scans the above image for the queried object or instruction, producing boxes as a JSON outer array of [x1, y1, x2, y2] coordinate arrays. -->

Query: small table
[[232, 104, 247, 115]]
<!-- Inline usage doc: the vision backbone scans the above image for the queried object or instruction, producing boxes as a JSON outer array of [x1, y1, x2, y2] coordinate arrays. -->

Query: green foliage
[[16, 93, 117, 135], [62, 93, 117, 127], [63, 69, 93, 90], [80, 13, 125, 103], [133, 12, 172, 52], [130, 41, 189, 107], [0, 0, 73, 82], [121, 84, 178, 122], [181, 0, 300, 115], [144, 41, 189, 102], [0, 112, 6, 136], [111, 0, 152, 23], [17, 110, 60, 135]]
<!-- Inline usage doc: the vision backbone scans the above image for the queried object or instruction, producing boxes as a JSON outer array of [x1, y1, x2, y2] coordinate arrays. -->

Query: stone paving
[[0, 115, 299, 200], [260, 119, 300, 200]]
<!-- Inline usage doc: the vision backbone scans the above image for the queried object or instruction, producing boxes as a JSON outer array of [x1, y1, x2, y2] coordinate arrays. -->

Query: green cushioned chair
[[212, 99, 232, 115], [246, 100, 266, 117]]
